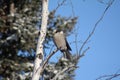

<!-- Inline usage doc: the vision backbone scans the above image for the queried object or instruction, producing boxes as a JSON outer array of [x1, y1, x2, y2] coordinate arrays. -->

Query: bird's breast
[[53, 33, 67, 50]]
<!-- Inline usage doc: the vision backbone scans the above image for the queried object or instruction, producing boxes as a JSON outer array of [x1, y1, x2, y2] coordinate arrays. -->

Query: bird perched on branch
[[53, 29, 72, 59]]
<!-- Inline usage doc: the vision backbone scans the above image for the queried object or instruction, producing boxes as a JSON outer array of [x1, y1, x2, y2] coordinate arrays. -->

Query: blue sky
[[49, 0, 120, 80]]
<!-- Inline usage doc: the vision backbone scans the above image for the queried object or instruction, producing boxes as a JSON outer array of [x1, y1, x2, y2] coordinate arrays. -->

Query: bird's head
[[53, 29, 61, 34], [53, 29, 57, 34]]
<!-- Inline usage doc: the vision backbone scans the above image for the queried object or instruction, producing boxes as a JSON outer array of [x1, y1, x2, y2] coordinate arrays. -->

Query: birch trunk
[[32, 0, 49, 80]]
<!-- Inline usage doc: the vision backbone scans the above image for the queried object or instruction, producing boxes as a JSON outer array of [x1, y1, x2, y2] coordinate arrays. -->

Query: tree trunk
[[32, 0, 49, 80]]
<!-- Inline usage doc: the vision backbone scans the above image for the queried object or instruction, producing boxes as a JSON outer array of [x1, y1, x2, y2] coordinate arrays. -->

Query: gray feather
[[53, 30, 72, 59]]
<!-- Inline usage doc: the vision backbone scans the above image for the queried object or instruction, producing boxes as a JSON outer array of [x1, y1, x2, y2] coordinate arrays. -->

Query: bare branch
[[106, 74, 120, 80], [69, 0, 75, 17], [69, 40, 82, 45], [96, 74, 120, 80], [54, 0, 67, 13], [48, 0, 67, 19], [35, 48, 58, 77], [80, 47, 90, 58], [49, 45, 54, 55], [79, 0, 115, 55], [75, 33, 79, 55], [42, 48, 58, 69], [96, 69, 120, 80]]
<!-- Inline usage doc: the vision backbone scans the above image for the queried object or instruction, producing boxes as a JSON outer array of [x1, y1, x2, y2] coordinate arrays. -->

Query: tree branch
[[96, 73, 120, 80], [96, 69, 120, 80], [80, 47, 90, 58], [42, 48, 58, 69], [33, 48, 58, 79], [69, 0, 75, 17], [79, 0, 115, 56], [55, 0, 67, 12]]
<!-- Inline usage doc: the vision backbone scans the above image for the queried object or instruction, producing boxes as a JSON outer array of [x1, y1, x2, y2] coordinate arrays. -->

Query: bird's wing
[[65, 38, 72, 51]]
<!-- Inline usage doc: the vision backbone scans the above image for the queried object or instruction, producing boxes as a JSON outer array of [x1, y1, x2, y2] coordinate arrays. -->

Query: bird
[[53, 29, 72, 59]]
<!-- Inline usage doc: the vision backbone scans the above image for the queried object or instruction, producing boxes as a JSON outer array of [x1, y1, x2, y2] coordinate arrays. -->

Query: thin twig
[[54, 0, 67, 13], [36, 48, 58, 75], [96, 69, 120, 80], [106, 74, 120, 80], [96, 73, 120, 80], [80, 47, 90, 58], [79, 0, 115, 55], [35, 48, 58, 75], [49, 45, 54, 54], [69, 0, 75, 17], [42, 48, 58, 69], [69, 40, 82, 45], [75, 33, 79, 54], [97, 0, 108, 4]]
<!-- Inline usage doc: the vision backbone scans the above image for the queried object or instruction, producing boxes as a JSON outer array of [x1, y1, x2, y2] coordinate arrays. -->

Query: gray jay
[[53, 29, 71, 59]]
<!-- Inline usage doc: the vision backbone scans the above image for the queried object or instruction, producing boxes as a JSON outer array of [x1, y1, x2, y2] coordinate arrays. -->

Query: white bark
[[32, 0, 49, 80]]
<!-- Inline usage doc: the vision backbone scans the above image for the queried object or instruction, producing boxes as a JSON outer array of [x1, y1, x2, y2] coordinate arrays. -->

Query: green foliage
[[44, 57, 78, 80], [0, 0, 77, 79]]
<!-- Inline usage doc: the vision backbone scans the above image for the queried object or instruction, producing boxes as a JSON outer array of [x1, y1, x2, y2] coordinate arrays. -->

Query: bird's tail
[[63, 50, 71, 60]]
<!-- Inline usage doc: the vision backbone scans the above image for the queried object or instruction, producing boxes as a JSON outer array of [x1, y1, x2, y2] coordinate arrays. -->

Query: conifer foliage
[[0, 0, 77, 79]]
